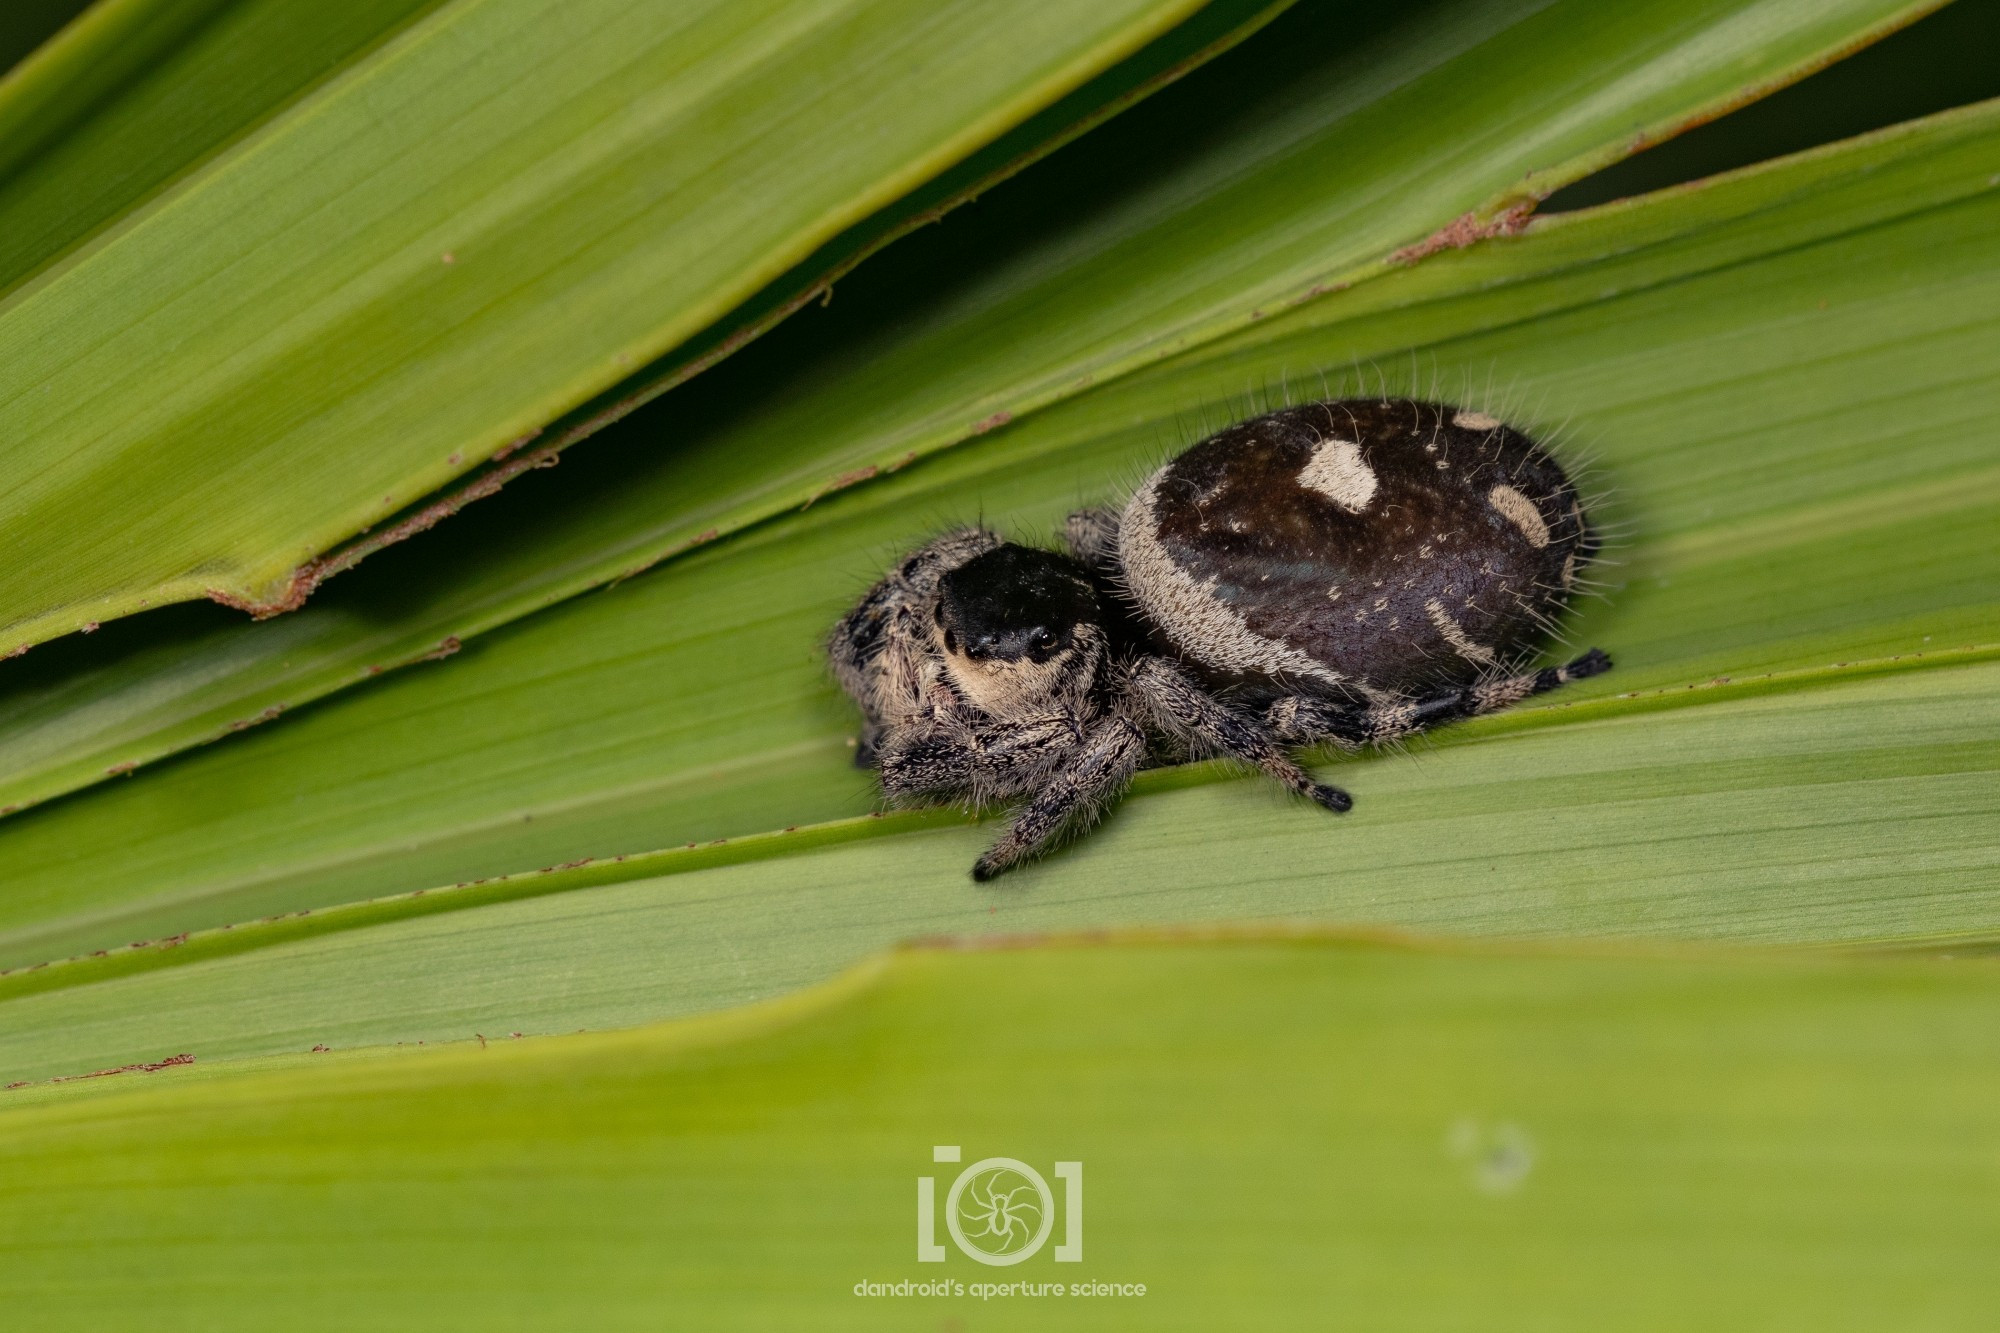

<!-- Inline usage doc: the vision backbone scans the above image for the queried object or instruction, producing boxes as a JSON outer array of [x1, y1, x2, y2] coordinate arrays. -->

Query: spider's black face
[[936, 544, 1100, 664]]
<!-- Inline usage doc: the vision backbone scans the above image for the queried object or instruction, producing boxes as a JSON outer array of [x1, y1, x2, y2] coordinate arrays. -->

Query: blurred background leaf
[[6, 935, 2000, 1328], [0, 0, 88, 75]]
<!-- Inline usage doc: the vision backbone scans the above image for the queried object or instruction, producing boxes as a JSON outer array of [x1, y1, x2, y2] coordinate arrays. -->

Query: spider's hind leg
[[1062, 506, 1121, 571], [1267, 648, 1612, 746], [1128, 657, 1352, 813]]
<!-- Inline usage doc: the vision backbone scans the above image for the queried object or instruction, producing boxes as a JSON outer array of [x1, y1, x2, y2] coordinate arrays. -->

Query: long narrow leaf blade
[[0, 659, 1993, 1084], [0, 0, 1935, 816], [0, 0, 1206, 647]]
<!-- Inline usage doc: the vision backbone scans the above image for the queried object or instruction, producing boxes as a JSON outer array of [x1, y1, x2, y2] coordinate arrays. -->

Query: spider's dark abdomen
[[1117, 399, 1594, 700]]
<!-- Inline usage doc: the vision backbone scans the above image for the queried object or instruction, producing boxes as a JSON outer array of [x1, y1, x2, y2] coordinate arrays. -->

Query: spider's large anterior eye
[[942, 628, 958, 653], [1031, 628, 1057, 650]]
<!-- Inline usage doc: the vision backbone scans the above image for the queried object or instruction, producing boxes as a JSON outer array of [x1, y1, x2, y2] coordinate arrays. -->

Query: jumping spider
[[831, 398, 1610, 880]]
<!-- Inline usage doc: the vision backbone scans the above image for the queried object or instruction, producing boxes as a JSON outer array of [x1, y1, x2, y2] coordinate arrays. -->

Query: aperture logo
[[919, 1145, 1081, 1265]]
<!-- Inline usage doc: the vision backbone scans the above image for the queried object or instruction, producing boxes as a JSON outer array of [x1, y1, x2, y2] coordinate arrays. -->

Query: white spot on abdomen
[[1560, 553, 1576, 589], [1297, 439, 1377, 512], [1425, 598, 1497, 665], [1454, 410, 1501, 431], [1488, 484, 1550, 548], [1120, 474, 1344, 686]]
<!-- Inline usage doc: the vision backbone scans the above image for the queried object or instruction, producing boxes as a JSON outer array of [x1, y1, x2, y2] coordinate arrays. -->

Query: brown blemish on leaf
[[8, 1052, 198, 1090], [973, 410, 1012, 433], [105, 761, 136, 777], [490, 428, 542, 463], [227, 704, 286, 733], [420, 636, 462, 662], [207, 444, 559, 620], [802, 466, 881, 509], [1389, 204, 1535, 266]]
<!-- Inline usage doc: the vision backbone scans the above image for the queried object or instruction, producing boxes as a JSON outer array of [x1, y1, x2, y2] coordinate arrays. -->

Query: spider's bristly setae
[[830, 398, 1611, 881]]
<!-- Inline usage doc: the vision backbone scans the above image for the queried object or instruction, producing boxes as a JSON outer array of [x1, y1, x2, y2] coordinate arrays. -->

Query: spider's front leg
[[878, 712, 1085, 806], [1266, 648, 1613, 746], [1127, 657, 1351, 813], [971, 715, 1147, 882]]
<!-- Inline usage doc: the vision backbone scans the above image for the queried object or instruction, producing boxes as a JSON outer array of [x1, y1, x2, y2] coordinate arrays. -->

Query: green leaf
[[1, 91, 1993, 975], [0, 0, 1207, 648], [2, 659, 1995, 1086], [0, 0, 446, 296], [6, 935, 2000, 1327], [0, 1, 91, 80], [0, 0, 1934, 819]]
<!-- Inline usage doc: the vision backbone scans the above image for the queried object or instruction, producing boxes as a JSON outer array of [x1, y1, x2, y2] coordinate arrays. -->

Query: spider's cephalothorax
[[830, 398, 1610, 881]]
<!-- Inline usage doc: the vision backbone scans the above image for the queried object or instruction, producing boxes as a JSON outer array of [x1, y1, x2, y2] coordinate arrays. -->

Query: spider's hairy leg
[[1266, 648, 1613, 745], [877, 720, 978, 800], [880, 713, 1083, 804], [971, 716, 1146, 882], [1061, 505, 1121, 570], [1128, 656, 1352, 814]]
